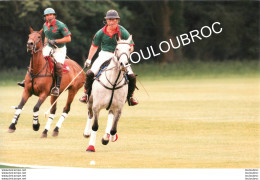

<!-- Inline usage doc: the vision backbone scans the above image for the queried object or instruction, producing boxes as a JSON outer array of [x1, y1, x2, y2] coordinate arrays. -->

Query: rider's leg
[[126, 66, 138, 106], [79, 51, 114, 103], [50, 46, 66, 96], [51, 62, 63, 96], [79, 70, 94, 103]]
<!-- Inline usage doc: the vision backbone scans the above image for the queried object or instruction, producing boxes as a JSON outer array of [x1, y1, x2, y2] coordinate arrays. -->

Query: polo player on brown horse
[[8, 8, 85, 138]]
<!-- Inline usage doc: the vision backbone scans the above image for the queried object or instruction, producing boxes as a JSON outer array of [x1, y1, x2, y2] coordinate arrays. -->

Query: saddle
[[95, 59, 112, 78], [46, 57, 70, 75]]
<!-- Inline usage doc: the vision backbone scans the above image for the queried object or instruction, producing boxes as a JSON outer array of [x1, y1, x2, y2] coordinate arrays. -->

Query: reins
[[27, 35, 53, 94], [95, 56, 129, 110]]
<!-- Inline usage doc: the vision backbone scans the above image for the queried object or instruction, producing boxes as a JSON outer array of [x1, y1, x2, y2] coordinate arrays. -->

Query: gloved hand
[[84, 59, 91, 68], [48, 39, 56, 46]]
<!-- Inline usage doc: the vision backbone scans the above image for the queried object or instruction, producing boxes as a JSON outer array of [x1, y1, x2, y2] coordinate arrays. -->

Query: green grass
[[0, 77, 259, 168]]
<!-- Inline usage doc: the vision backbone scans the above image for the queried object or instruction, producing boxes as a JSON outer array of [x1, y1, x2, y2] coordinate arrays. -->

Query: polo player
[[18, 8, 71, 97], [79, 9, 139, 106]]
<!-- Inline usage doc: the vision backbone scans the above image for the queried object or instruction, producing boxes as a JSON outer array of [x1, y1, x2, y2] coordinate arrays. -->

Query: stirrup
[[79, 94, 89, 104], [51, 87, 59, 96]]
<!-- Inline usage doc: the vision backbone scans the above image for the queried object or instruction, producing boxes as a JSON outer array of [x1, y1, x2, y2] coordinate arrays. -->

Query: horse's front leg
[[8, 90, 32, 133], [109, 109, 122, 142], [33, 93, 48, 131], [83, 103, 93, 138], [102, 110, 114, 145], [86, 107, 100, 152], [52, 88, 78, 137], [41, 96, 57, 138]]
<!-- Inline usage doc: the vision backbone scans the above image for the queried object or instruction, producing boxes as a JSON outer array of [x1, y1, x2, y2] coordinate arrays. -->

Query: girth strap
[[96, 70, 128, 110]]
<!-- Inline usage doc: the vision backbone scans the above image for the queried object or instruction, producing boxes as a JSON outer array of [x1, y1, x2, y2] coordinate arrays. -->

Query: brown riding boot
[[51, 62, 63, 96], [79, 70, 95, 104], [127, 74, 138, 106]]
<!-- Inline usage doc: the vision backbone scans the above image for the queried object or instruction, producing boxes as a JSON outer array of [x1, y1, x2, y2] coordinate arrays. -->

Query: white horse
[[83, 35, 133, 152]]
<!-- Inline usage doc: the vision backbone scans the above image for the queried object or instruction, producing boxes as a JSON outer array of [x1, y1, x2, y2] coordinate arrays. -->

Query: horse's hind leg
[[32, 93, 48, 131], [52, 88, 78, 137], [8, 90, 31, 133], [41, 96, 57, 138], [110, 109, 122, 142], [86, 107, 100, 152], [102, 110, 114, 145]]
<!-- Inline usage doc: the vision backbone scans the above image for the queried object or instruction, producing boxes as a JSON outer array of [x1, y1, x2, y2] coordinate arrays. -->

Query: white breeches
[[43, 45, 67, 64], [91, 51, 115, 75], [91, 50, 134, 75]]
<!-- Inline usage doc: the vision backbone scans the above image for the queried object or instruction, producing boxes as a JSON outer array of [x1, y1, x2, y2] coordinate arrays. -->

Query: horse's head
[[114, 35, 132, 71], [27, 27, 43, 53]]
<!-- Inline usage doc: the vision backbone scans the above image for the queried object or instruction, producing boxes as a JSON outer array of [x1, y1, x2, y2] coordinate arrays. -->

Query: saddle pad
[[47, 57, 70, 73], [95, 59, 111, 78], [63, 63, 70, 73]]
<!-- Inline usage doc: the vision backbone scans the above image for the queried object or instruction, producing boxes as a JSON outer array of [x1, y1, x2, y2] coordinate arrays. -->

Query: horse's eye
[[38, 36, 40, 39], [129, 48, 131, 51], [116, 48, 118, 51]]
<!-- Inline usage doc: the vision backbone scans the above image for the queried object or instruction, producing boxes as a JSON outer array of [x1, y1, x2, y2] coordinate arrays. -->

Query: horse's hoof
[[83, 133, 90, 138], [111, 134, 118, 142], [52, 127, 59, 137], [40, 129, 48, 138], [8, 123, 16, 133], [101, 138, 109, 145], [8, 129, 15, 133], [41, 133, 47, 138], [86, 145, 95, 152], [33, 123, 40, 131]]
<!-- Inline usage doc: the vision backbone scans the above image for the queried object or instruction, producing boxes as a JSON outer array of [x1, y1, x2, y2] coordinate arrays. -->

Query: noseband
[[114, 42, 130, 60]]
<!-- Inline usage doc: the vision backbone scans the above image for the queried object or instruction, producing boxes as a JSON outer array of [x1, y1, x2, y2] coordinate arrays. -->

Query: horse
[[83, 35, 133, 152], [8, 27, 85, 138]]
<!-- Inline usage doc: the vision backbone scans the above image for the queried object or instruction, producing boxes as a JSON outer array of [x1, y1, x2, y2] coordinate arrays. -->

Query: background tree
[[0, 1, 258, 69]]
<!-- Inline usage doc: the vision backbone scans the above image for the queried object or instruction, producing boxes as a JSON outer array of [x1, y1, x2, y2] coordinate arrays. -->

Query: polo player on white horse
[[79, 9, 138, 106]]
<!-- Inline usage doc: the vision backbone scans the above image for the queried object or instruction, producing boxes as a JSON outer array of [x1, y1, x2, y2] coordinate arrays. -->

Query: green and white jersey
[[92, 25, 134, 52], [43, 19, 71, 48]]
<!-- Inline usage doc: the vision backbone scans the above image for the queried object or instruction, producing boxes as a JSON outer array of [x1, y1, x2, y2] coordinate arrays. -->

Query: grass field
[[0, 61, 259, 168]]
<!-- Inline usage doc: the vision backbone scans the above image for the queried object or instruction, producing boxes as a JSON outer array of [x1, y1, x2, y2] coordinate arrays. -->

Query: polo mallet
[[44, 65, 87, 118], [137, 78, 150, 97]]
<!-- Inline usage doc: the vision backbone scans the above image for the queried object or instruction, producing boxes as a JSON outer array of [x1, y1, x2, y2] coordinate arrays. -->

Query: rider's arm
[[87, 45, 98, 61], [55, 35, 71, 44]]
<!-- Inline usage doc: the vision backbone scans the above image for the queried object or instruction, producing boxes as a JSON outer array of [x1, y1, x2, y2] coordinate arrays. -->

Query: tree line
[[0, 0, 258, 69]]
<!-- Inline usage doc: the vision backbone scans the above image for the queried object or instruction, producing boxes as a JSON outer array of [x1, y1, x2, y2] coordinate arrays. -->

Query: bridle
[[114, 42, 130, 60], [114, 42, 131, 71], [27, 32, 42, 54]]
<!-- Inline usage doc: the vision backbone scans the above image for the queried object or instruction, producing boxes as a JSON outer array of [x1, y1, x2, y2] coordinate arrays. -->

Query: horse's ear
[[127, 35, 132, 44], [39, 29, 43, 35], [29, 27, 34, 33]]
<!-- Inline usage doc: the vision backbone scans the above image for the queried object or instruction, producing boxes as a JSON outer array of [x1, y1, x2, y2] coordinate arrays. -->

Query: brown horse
[[8, 27, 85, 138]]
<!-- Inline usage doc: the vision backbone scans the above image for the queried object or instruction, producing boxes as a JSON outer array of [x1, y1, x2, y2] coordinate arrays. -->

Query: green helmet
[[44, 8, 56, 16]]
